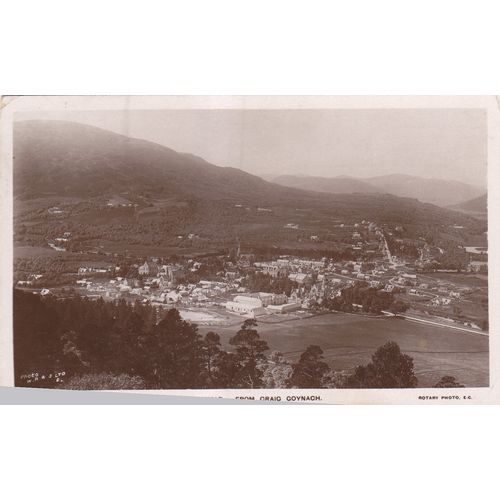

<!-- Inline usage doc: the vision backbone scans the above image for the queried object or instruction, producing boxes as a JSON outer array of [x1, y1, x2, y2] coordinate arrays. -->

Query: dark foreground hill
[[272, 173, 485, 207], [14, 120, 484, 255]]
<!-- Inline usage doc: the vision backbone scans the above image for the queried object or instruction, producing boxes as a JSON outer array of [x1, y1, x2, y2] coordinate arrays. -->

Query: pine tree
[[144, 309, 204, 389], [346, 341, 418, 388], [201, 331, 224, 387], [289, 345, 329, 388], [229, 319, 269, 388]]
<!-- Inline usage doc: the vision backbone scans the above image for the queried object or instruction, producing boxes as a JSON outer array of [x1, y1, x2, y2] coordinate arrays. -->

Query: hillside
[[450, 193, 487, 213], [272, 173, 485, 207], [366, 174, 485, 207], [271, 175, 382, 194], [13, 120, 484, 256], [14, 120, 284, 203]]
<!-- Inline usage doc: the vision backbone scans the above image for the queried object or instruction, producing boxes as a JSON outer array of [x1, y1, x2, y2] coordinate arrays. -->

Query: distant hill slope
[[450, 193, 487, 213], [271, 175, 383, 194], [272, 173, 485, 207], [366, 174, 485, 207], [14, 120, 480, 233]]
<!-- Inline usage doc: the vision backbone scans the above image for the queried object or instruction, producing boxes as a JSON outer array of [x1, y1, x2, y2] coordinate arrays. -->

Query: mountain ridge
[[271, 173, 485, 207], [14, 120, 481, 234], [450, 193, 487, 213]]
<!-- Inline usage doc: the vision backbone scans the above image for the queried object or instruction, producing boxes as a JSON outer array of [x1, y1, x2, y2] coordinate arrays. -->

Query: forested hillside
[[14, 120, 484, 256]]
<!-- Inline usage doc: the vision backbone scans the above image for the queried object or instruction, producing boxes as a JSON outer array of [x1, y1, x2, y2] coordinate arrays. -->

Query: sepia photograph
[[1, 96, 493, 399], [3, 4, 500, 500]]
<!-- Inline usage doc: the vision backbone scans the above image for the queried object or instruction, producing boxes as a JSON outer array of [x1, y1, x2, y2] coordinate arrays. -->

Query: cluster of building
[[16, 273, 43, 287], [16, 216, 488, 330], [465, 247, 488, 273], [48, 231, 72, 252], [225, 292, 301, 317], [76, 261, 220, 305], [73, 257, 310, 319]]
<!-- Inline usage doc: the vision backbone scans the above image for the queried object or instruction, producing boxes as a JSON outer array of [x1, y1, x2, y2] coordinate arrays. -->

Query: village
[[16, 219, 489, 332]]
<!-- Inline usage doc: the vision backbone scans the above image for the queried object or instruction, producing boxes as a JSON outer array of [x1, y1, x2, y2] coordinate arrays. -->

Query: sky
[[17, 108, 487, 187]]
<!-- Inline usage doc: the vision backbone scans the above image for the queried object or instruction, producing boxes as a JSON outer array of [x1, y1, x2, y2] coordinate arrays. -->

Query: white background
[[1, 1, 500, 499]]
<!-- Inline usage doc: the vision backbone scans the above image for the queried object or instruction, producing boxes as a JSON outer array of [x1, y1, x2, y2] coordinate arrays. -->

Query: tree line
[[13, 290, 461, 390], [241, 271, 296, 297], [323, 283, 407, 314]]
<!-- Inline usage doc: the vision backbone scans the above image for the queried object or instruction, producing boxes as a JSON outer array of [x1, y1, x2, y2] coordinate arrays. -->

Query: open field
[[419, 272, 488, 288], [179, 309, 228, 324], [14, 245, 115, 264], [14, 246, 63, 258], [450, 209, 487, 221], [14, 196, 85, 213], [197, 312, 489, 388], [94, 240, 225, 258]]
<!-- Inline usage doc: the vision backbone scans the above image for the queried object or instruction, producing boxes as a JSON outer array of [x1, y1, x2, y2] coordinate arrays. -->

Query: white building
[[267, 302, 302, 314], [225, 295, 266, 316], [254, 292, 287, 306], [254, 261, 289, 278]]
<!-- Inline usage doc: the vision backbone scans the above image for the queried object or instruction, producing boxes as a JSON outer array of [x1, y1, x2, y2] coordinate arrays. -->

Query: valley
[[12, 119, 489, 390]]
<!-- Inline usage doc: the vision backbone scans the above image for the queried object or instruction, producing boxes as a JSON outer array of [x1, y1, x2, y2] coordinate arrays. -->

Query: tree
[[262, 351, 293, 388], [201, 331, 224, 387], [434, 376, 465, 388], [76, 321, 111, 372], [346, 341, 418, 388], [229, 319, 269, 388], [143, 308, 204, 389], [60, 373, 146, 390], [60, 329, 90, 374], [289, 345, 330, 388], [321, 368, 349, 388], [107, 311, 145, 375], [13, 289, 64, 385], [212, 351, 240, 388], [389, 300, 410, 314]]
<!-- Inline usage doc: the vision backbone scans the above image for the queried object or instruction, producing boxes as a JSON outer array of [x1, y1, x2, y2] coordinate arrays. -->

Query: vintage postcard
[[0, 95, 498, 403]]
